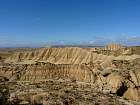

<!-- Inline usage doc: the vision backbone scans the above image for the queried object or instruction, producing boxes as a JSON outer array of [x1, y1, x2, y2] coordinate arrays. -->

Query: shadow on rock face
[[116, 83, 128, 96], [0, 76, 9, 105]]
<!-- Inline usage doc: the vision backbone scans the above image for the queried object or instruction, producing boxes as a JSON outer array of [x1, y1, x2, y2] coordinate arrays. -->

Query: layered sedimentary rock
[[1, 46, 140, 102], [91, 44, 135, 56], [104, 44, 123, 51], [3, 47, 140, 84], [5, 47, 115, 64], [5, 47, 139, 66], [0, 62, 95, 83]]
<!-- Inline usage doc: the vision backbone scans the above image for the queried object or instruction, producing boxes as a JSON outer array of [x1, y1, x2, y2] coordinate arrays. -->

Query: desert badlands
[[0, 44, 140, 105]]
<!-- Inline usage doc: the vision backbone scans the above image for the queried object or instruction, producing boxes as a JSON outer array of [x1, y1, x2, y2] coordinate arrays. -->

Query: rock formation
[[0, 45, 140, 103]]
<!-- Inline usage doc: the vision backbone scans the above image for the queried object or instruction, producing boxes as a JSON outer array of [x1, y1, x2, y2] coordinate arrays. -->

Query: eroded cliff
[[1, 46, 140, 103]]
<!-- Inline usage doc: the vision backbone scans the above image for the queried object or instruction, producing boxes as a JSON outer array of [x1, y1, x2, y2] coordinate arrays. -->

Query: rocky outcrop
[[0, 76, 9, 105], [105, 72, 124, 94], [5, 47, 116, 65], [1, 46, 140, 102], [5, 47, 140, 67], [21, 63, 95, 82], [123, 88, 140, 101], [2, 59, 140, 102], [104, 44, 123, 51], [0, 62, 95, 83]]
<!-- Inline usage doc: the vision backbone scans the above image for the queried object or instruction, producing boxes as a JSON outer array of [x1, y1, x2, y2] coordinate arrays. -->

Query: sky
[[0, 0, 140, 47]]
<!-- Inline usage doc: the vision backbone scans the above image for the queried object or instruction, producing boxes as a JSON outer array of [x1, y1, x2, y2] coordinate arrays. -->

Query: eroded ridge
[[0, 46, 140, 104]]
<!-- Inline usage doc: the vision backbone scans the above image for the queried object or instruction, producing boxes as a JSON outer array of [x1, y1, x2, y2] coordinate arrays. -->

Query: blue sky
[[0, 0, 140, 47]]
